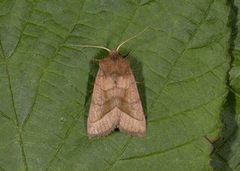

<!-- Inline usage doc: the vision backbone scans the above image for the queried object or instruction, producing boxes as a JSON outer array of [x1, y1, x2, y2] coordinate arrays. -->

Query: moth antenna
[[67, 44, 111, 52], [116, 27, 149, 52]]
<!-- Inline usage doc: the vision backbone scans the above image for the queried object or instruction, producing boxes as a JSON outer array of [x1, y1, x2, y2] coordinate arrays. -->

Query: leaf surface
[[212, 0, 240, 170], [0, 0, 230, 170]]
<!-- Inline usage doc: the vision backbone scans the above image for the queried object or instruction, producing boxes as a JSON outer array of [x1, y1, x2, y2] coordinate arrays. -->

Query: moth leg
[[136, 80, 144, 84]]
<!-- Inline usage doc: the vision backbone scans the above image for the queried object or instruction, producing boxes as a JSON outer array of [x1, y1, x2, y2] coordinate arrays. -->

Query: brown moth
[[72, 29, 147, 138], [88, 49, 146, 138]]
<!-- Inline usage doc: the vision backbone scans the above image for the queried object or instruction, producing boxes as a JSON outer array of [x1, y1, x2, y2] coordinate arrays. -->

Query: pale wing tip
[[88, 129, 146, 138], [118, 113, 147, 137], [87, 124, 117, 138], [87, 130, 114, 139], [87, 124, 146, 138]]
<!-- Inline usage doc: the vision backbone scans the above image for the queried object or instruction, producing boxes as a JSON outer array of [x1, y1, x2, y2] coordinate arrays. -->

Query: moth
[[71, 29, 147, 138]]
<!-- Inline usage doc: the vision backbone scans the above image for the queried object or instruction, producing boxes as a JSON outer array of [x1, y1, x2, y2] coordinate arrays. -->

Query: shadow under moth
[[71, 29, 147, 138]]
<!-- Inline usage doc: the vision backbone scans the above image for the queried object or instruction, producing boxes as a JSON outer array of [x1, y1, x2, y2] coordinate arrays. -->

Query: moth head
[[66, 27, 148, 57], [108, 49, 120, 60], [100, 50, 129, 76]]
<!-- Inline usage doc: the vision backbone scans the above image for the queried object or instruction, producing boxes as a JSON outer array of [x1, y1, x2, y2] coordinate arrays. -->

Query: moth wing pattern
[[87, 52, 146, 138], [87, 69, 119, 137], [87, 70, 146, 137], [118, 71, 146, 136]]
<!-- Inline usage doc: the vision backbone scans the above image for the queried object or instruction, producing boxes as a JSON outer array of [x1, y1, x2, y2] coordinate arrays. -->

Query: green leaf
[[0, 0, 230, 170], [212, 0, 240, 170]]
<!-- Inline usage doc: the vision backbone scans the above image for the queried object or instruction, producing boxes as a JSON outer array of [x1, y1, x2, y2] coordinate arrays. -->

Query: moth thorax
[[109, 71, 118, 80]]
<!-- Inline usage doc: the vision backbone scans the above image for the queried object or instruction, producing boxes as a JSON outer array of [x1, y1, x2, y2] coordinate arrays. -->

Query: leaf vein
[[121, 138, 196, 161], [22, 10, 82, 128], [148, 92, 226, 123], [0, 34, 29, 170], [148, 0, 215, 112]]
